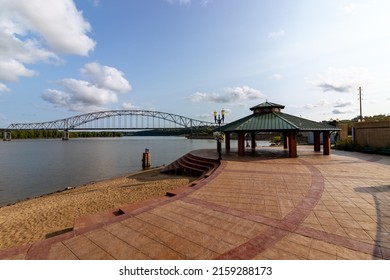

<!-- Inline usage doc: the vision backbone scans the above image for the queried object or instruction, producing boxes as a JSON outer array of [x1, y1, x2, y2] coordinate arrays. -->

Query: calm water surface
[[0, 136, 217, 206]]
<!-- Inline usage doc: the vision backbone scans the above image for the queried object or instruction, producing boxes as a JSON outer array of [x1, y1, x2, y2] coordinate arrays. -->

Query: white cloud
[[43, 63, 132, 112], [187, 86, 263, 103], [270, 73, 283, 80], [188, 92, 208, 102], [200, 0, 210, 7], [0, 83, 11, 92], [88, 0, 100, 7], [332, 108, 356, 115], [197, 108, 232, 120], [313, 67, 371, 93], [343, 3, 366, 14], [225, 86, 263, 100], [0, 26, 59, 65], [81, 62, 132, 93], [166, 0, 211, 7], [318, 83, 353, 93], [0, 0, 95, 86], [296, 99, 330, 110], [268, 30, 285, 39], [42, 80, 118, 112], [0, 58, 37, 81], [197, 113, 214, 119], [298, 98, 356, 116], [42, 89, 71, 108], [166, 0, 191, 6], [122, 102, 137, 110], [8, 0, 96, 55], [333, 99, 353, 108], [61, 78, 119, 105]]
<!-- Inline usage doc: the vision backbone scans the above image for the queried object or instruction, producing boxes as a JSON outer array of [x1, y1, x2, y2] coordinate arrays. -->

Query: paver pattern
[[1, 147, 389, 260]]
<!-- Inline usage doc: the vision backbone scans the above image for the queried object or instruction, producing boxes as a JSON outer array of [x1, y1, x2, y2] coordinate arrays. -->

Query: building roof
[[222, 102, 339, 133]]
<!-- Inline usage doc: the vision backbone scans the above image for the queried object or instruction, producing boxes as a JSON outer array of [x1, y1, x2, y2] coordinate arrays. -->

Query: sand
[[0, 168, 195, 250]]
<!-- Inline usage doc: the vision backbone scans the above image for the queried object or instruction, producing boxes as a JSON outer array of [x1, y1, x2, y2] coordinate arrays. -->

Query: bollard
[[142, 148, 151, 169]]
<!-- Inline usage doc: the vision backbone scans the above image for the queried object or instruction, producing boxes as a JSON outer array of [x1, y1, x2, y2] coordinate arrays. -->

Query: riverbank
[[0, 168, 196, 250]]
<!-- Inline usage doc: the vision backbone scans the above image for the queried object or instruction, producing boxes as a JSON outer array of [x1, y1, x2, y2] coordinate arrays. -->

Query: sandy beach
[[0, 168, 195, 250]]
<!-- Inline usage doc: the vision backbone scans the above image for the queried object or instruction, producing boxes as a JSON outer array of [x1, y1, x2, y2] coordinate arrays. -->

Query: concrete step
[[161, 152, 219, 177]]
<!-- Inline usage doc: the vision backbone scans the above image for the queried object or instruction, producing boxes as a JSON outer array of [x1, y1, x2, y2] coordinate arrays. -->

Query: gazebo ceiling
[[222, 102, 339, 133]]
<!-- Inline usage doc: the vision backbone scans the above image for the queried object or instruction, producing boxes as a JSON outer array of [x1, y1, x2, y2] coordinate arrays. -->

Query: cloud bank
[[314, 67, 370, 93], [42, 63, 131, 112], [268, 30, 285, 39], [0, 0, 95, 84], [187, 86, 263, 104], [0, 83, 11, 93], [165, 0, 211, 7], [81, 62, 132, 93], [165, 0, 191, 6], [332, 108, 356, 115]]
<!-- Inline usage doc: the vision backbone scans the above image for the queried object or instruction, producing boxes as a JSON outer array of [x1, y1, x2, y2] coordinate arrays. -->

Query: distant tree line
[[1, 130, 123, 139], [125, 127, 213, 137], [350, 114, 390, 122], [1, 127, 214, 139], [71, 131, 123, 138]]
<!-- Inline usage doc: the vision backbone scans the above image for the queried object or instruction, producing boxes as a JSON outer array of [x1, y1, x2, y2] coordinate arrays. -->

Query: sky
[[1, 0, 390, 127]]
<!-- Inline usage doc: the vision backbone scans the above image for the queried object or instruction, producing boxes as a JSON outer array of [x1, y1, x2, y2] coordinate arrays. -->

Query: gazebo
[[221, 101, 340, 158]]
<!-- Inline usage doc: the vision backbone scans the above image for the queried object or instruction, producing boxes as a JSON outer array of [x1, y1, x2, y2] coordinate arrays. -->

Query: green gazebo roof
[[222, 102, 339, 132]]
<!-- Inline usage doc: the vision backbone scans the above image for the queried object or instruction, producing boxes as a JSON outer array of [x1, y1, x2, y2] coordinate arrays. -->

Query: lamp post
[[213, 109, 225, 160]]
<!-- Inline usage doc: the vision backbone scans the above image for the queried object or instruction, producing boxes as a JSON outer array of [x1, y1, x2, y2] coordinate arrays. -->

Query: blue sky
[[1, 0, 389, 127]]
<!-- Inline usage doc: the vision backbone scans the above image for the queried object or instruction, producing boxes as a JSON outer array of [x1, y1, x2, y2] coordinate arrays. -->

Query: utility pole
[[359, 86, 363, 122]]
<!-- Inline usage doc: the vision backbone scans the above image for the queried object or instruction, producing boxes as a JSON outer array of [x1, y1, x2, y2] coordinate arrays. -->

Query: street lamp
[[213, 109, 225, 160], [214, 109, 225, 125]]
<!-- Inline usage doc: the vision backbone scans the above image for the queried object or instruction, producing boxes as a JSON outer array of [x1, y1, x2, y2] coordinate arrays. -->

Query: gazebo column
[[323, 131, 331, 155], [251, 132, 256, 149], [225, 132, 231, 150], [314, 131, 321, 152], [288, 131, 298, 158], [237, 132, 245, 156], [283, 132, 288, 149]]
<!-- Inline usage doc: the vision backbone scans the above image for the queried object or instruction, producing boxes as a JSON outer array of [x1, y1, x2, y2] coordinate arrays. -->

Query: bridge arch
[[6, 110, 215, 133]]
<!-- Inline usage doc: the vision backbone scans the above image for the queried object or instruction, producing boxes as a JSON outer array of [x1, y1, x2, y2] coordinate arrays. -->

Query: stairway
[[161, 152, 220, 178]]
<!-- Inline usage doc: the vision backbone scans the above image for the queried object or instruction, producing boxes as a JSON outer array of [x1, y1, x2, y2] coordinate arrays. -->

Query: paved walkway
[[1, 147, 389, 260]]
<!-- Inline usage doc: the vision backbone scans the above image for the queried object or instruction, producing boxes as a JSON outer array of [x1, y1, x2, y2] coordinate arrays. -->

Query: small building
[[221, 101, 340, 158]]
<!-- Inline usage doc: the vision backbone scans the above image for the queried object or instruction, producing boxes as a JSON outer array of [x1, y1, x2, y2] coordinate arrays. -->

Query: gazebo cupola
[[250, 101, 285, 114]]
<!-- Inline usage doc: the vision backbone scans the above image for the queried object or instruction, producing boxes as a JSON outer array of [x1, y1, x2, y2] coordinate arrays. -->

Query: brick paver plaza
[[1, 146, 389, 260]]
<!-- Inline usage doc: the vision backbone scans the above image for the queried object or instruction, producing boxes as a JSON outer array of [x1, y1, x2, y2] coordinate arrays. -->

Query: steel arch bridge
[[4, 110, 215, 140]]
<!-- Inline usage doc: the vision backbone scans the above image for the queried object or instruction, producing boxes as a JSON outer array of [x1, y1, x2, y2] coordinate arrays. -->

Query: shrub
[[334, 140, 361, 151]]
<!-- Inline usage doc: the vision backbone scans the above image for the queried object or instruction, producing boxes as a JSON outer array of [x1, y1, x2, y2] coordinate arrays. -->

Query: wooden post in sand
[[142, 148, 151, 169]]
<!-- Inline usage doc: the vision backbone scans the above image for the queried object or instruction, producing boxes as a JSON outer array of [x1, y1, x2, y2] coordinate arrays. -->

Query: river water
[[0, 136, 218, 206]]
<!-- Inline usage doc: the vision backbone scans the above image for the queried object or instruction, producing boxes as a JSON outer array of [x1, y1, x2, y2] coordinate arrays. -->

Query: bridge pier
[[3, 131, 11, 141], [62, 130, 69, 140]]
